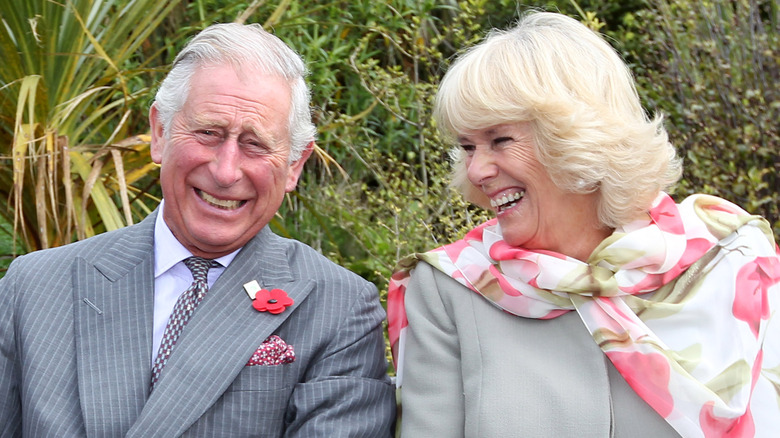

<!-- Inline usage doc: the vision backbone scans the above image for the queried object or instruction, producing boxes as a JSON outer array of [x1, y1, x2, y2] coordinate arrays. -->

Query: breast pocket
[[185, 365, 297, 437], [228, 363, 295, 392]]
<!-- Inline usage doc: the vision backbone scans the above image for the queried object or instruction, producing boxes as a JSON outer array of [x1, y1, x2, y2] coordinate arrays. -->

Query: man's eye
[[240, 136, 264, 148], [240, 140, 272, 157], [193, 129, 216, 137], [194, 130, 222, 146]]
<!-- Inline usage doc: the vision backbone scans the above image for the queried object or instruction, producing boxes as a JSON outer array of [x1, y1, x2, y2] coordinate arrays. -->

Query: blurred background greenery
[[1, 0, 778, 299]]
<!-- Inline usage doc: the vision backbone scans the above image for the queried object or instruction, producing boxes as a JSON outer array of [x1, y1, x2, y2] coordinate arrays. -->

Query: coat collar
[[126, 226, 315, 437], [74, 210, 157, 436], [74, 211, 315, 437]]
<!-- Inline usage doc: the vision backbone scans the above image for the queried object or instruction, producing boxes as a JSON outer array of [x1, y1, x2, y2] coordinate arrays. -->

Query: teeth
[[198, 190, 243, 210], [490, 191, 523, 208]]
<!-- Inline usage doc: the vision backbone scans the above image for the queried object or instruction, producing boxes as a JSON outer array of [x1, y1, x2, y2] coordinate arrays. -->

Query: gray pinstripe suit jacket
[[0, 210, 395, 437]]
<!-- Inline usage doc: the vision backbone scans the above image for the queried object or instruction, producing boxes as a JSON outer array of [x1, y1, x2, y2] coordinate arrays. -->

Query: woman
[[387, 11, 780, 438]]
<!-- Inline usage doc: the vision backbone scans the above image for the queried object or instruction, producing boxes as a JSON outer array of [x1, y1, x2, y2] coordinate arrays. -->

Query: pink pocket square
[[246, 335, 295, 366]]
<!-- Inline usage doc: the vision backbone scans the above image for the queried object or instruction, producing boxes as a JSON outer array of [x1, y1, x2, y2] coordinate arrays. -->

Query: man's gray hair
[[153, 23, 316, 161]]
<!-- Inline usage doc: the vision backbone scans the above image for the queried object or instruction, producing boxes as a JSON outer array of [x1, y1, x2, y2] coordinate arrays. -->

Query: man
[[0, 23, 395, 437]]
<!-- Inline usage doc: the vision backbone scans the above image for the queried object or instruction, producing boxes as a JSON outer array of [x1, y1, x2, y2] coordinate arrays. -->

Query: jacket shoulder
[[6, 215, 155, 281], [270, 231, 373, 289]]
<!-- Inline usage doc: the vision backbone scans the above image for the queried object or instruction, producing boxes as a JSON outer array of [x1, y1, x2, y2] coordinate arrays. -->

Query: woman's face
[[458, 122, 605, 258]]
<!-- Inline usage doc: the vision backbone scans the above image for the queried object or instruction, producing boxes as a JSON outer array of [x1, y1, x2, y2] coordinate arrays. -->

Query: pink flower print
[[650, 193, 686, 235], [734, 256, 780, 337], [488, 239, 567, 262], [700, 402, 755, 438], [606, 351, 674, 418], [707, 199, 748, 217], [387, 279, 409, 360], [622, 237, 714, 294], [464, 218, 496, 242], [699, 350, 762, 438], [440, 239, 471, 261]]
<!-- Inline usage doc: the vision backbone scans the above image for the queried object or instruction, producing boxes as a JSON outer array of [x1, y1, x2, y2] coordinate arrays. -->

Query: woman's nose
[[466, 149, 498, 186]]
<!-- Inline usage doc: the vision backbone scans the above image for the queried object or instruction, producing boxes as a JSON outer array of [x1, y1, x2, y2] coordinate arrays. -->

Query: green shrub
[[630, 0, 779, 240], [3, 0, 775, 284]]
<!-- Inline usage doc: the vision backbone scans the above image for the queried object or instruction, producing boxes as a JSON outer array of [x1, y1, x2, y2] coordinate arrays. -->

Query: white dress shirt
[[152, 200, 238, 363]]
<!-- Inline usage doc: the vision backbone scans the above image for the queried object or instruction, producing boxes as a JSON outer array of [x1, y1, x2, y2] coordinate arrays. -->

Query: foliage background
[[2, 0, 778, 309]]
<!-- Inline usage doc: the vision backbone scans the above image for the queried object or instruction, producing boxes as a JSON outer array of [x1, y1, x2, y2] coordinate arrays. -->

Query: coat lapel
[[126, 227, 315, 437], [73, 212, 157, 437]]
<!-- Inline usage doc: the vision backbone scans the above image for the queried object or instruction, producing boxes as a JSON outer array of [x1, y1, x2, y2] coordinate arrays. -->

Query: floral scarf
[[387, 193, 780, 438]]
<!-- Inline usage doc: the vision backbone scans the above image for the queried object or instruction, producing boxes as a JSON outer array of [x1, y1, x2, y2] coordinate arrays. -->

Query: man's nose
[[211, 138, 242, 187]]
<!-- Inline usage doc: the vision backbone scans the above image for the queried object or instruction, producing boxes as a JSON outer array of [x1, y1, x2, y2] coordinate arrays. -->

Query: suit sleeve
[[284, 281, 395, 437], [0, 264, 23, 438], [399, 262, 466, 437]]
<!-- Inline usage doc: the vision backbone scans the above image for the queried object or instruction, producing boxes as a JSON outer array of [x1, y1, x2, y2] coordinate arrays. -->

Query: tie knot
[[183, 256, 216, 283]]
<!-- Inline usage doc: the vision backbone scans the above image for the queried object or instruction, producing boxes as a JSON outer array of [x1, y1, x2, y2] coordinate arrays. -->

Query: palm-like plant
[[0, 0, 183, 253]]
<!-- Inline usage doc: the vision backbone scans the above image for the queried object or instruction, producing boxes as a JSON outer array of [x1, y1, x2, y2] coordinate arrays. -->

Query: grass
[[0, 216, 21, 278]]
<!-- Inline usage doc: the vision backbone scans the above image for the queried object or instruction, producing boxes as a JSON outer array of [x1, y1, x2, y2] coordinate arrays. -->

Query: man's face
[[150, 64, 311, 258]]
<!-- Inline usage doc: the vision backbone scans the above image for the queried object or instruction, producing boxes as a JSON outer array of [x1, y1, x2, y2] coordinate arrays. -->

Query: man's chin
[[185, 231, 254, 258]]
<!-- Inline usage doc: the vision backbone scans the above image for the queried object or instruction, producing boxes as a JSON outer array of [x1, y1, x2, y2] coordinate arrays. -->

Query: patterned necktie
[[150, 256, 217, 391]]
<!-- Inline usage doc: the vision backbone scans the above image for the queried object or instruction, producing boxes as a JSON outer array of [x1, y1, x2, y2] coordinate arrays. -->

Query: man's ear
[[285, 141, 315, 193], [149, 104, 165, 165]]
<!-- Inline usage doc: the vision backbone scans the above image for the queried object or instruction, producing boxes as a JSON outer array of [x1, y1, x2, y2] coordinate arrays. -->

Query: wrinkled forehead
[[182, 66, 292, 142]]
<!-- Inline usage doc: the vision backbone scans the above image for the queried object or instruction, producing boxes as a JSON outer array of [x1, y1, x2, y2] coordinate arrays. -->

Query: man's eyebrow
[[191, 113, 224, 126], [241, 121, 284, 146]]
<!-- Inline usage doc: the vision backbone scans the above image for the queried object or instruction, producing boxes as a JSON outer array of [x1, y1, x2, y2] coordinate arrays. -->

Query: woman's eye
[[460, 144, 476, 155], [493, 137, 513, 146]]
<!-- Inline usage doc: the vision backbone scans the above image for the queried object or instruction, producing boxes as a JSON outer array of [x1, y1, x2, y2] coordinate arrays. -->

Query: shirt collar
[[153, 199, 239, 278]]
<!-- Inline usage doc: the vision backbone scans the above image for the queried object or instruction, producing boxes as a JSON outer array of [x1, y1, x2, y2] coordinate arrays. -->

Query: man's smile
[[196, 189, 247, 210]]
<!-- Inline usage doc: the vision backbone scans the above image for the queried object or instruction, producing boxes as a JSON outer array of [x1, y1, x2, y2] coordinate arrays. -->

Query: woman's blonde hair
[[434, 11, 682, 228]]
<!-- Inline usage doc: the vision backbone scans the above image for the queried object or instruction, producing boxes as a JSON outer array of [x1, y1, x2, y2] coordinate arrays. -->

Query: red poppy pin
[[243, 280, 293, 314]]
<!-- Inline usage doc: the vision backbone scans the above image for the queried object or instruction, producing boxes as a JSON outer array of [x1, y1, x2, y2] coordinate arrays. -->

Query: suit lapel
[[73, 212, 157, 437], [127, 227, 315, 437]]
